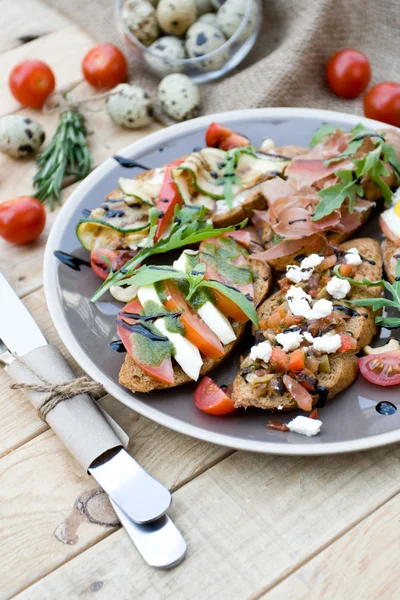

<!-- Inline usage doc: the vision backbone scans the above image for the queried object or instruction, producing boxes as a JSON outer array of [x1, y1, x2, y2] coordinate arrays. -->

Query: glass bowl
[[115, 0, 262, 83]]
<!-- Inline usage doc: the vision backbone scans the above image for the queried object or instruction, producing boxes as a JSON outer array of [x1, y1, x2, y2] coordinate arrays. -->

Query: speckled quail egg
[[156, 0, 197, 35], [158, 74, 200, 121], [123, 0, 159, 46], [145, 36, 186, 75], [106, 84, 153, 129], [216, 0, 250, 39], [185, 22, 227, 70], [194, 0, 213, 16], [0, 115, 45, 158], [197, 12, 219, 27]]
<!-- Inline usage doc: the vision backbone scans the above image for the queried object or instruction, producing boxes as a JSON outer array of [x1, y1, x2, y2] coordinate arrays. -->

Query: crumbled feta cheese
[[275, 330, 304, 352], [306, 298, 333, 320], [344, 247, 362, 266], [312, 333, 342, 354], [326, 276, 351, 299], [250, 341, 272, 363], [277, 404, 283, 411], [287, 416, 322, 436], [301, 254, 324, 270], [286, 265, 304, 284], [285, 286, 312, 317], [303, 331, 314, 343]]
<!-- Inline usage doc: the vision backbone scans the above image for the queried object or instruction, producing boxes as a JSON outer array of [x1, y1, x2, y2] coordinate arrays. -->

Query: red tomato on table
[[325, 49, 371, 99], [364, 82, 400, 127], [0, 196, 46, 244], [9, 60, 55, 108], [82, 43, 127, 89], [194, 377, 236, 415]]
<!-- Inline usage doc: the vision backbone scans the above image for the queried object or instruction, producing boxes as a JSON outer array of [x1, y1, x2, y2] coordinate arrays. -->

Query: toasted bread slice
[[119, 257, 272, 393], [232, 355, 359, 411], [212, 187, 268, 229], [382, 238, 400, 283]]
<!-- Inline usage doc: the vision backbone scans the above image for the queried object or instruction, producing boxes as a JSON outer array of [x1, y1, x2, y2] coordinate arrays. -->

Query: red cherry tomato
[[325, 49, 371, 99], [205, 122, 250, 150], [364, 82, 400, 127], [90, 248, 137, 280], [194, 377, 236, 415], [9, 60, 55, 108], [154, 160, 184, 242], [117, 299, 175, 384], [0, 196, 46, 245], [82, 43, 127, 90], [359, 351, 400, 387]]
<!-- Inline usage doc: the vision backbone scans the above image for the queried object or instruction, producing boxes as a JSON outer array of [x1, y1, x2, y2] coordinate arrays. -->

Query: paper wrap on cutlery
[[6, 344, 124, 471]]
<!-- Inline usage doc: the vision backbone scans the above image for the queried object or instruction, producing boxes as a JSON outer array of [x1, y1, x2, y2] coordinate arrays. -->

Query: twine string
[[11, 356, 103, 421]]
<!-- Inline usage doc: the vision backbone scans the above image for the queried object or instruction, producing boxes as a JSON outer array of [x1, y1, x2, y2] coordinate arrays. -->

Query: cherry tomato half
[[0, 196, 46, 245], [205, 122, 250, 151], [194, 377, 236, 415], [90, 248, 137, 280], [359, 351, 400, 387], [325, 49, 371, 99], [364, 82, 400, 127], [82, 43, 127, 90], [9, 60, 55, 108]]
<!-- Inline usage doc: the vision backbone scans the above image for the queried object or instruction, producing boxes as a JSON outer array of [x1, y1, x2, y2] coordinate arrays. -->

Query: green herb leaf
[[218, 146, 257, 209], [198, 280, 259, 326], [119, 265, 188, 288], [350, 298, 398, 309], [309, 124, 337, 148], [383, 142, 400, 181], [333, 265, 384, 287], [375, 317, 400, 328], [313, 170, 363, 221]]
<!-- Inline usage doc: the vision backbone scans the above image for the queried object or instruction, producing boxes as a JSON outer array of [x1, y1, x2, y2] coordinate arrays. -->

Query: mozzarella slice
[[155, 318, 202, 381], [138, 284, 203, 380], [172, 249, 199, 273], [198, 301, 236, 345]]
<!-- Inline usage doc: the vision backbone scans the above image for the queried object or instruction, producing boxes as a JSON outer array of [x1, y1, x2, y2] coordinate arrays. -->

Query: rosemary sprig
[[33, 110, 91, 210]]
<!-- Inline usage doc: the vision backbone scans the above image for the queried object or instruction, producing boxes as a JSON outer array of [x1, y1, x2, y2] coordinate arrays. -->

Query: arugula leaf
[[383, 142, 400, 180], [313, 171, 363, 221], [198, 280, 259, 326], [118, 265, 188, 288], [309, 124, 337, 148], [90, 205, 247, 302], [145, 206, 161, 247]]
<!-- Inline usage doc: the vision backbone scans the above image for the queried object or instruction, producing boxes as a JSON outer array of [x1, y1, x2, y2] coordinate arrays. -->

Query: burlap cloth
[[43, 0, 399, 117]]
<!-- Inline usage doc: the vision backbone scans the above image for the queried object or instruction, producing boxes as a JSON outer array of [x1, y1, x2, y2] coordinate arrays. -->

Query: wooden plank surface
[[14, 445, 400, 600]]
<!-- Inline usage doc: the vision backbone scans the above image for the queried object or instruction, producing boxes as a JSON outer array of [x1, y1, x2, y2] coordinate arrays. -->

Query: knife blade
[[0, 273, 171, 524]]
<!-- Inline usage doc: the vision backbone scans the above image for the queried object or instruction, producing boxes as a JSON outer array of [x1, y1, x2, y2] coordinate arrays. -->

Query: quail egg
[[185, 22, 227, 70], [0, 115, 45, 158], [156, 0, 197, 35], [197, 12, 219, 27], [216, 0, 251, 39], [106, 84, 153, 129], [158, 74, 200, 121], [123, 0, 159, 46], [145, 36, 186, 75], [194, 0, 213, 16]]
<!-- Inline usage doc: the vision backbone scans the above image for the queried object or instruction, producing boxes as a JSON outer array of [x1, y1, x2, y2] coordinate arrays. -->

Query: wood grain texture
[[0, 0, 69, 53], [0, 412, 231, 599], [14, 445, 400, 600], [262, 495, 400, 600]]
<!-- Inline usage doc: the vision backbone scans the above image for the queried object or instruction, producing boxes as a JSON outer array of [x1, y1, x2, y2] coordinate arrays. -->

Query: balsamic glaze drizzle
[[316, 385, 329, 408], [113, 155, 150, 170], [119, 311, 181, 322], [54, 251, 91, 271], [109, 340, 126, 353], [82, 208, 91, 217], [334, 304, 359, 317], [376, 401, 397, 415], [117, 319, 169, 342]]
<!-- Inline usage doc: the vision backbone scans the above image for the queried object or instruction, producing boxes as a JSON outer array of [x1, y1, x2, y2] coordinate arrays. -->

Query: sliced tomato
[[359, 351, 400, 387], [90, 248, 137, 280], [289, 349, 305, 372], [270, 348, 290, 372], [338, 332, 358, 353], [194, 377, 236, 415], [154, 160, 184, 242], [117, 299, 174, 384], [283, 374, 313, 411], [162, 281, 224, 358], [205, 122, 250, 151], [380, 213, 400, 246]]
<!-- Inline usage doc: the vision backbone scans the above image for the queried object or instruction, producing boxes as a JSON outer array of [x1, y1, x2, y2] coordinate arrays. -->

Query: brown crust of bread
[[212, 189, 268, 229], [381, 238, 400, 283], [118, 257, 271, 393], [231, 355, 359, 411]]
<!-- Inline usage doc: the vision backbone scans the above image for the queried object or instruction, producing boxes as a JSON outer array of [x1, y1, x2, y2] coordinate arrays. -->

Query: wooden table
[[0, 4, 399, 599]]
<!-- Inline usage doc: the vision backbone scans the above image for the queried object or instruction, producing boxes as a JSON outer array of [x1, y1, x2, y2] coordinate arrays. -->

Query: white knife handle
[[6, 345, 122, 471]]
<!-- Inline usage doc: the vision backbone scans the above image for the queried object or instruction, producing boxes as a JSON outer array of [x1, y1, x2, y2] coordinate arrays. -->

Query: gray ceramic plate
[[44, 108, 400, 455]]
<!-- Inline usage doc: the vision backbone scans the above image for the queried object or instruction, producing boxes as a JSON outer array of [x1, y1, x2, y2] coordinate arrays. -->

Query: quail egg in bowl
[[115, 0, 262, 83]]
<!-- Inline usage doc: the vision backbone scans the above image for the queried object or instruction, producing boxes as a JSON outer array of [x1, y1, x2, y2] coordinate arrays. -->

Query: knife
[[0, 272, 171, 525]]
